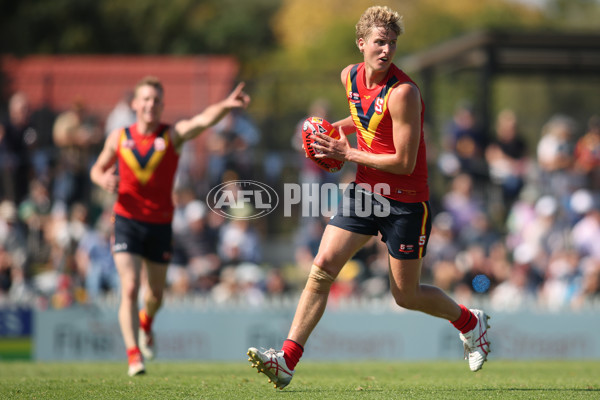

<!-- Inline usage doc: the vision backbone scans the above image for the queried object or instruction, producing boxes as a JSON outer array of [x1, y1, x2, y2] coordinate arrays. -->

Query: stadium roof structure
[[399, 30, 600, 132]]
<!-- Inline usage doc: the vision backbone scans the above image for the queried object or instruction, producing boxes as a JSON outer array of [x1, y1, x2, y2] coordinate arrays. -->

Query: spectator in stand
[[75, 210, 119, 301], [573, 115, 600, 190], [31, 203, 75, 309], [205, 108, 260, 187], [0, 243, 13, 298], [235, 262, 266, 307], [487, 241, 512, 286], [0, 200, 29, 301], [505, 185, 539, 251], [218, 215, 262, 265], [0, 92, 33, 204], [172, 193, 221, 293], [0, 200, 27, 269], [28, 101, 57, 184], [442, 101, 488, 182], [18, 179, 53, 265], [519, 195, 569, 267], [441, 172, 485, 233], [490, 263, 537, 311], [455, 244, 497, 299], [485, 109, 529, 218], [491, 241, 544, 311], [53, 100, 103, 207], [569, 190, 600, 260], [423, 212, 460, 284], [457, 210, 501, 255], [538, 249, 582, 311], [263, 267, 291, 298], [571, 257, 600, 309], [105, 91, 136, 137], [536, 114, 578, 198]]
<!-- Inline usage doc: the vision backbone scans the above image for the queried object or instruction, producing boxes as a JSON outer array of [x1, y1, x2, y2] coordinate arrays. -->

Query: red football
[[301, 116, 345, 173]]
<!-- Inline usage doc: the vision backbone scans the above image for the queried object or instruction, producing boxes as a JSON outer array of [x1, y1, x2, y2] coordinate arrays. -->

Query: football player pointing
[[91, 76, 250, 376], [248, 6, 490, 389]]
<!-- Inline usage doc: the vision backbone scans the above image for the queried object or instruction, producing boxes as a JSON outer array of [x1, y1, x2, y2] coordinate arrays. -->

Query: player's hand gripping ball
[[301, 116, 345, 173]]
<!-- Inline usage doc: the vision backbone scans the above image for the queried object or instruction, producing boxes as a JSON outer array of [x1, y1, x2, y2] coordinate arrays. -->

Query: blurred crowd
[[1, 92, 599, 312]]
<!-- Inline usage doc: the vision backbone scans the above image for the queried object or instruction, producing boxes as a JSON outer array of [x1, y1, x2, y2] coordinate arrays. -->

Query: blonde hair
[[355, 6, 404, 47], [134, 75, 164, 98]]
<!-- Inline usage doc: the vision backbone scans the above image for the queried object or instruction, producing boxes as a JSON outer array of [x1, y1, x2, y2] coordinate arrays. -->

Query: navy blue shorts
[[328, 182, 431, 260], [113, 214, 173, 264]]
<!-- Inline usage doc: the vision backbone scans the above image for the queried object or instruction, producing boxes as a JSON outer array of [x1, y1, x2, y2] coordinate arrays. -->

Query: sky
[[510, 0, 548, 7]]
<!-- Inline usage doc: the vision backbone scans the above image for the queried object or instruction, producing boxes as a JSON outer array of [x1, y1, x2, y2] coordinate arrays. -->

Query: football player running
[[247, 6, 490, 389], [91, 76, 250, 376]]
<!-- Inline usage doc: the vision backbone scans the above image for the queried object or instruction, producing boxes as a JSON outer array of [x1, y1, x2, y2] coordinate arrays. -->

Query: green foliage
[[0, 0, 280, 57], [547, 0, 600, 29], [0, 361, 599, 399]]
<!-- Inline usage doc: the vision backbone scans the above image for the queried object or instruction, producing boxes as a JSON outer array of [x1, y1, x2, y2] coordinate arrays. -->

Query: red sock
[[127, 347, 142, 364], [139, 309, 153, 332], [450, 304, 478, 334], [282, 339, 303, 371]]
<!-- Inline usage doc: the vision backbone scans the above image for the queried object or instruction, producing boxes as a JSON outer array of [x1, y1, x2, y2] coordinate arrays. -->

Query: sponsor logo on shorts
[[399, 244, 415, 253], [113, 242, 128, 252]]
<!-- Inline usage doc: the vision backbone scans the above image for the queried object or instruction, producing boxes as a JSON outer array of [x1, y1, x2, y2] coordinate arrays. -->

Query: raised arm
[[172, 82, 250, 149]]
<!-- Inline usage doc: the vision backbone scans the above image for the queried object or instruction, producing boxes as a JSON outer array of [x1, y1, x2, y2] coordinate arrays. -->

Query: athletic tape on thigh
[[305, 264, 335, 294]]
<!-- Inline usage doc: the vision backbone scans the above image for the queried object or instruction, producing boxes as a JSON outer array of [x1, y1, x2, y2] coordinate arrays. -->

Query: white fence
[[33, 304, 600, 361]]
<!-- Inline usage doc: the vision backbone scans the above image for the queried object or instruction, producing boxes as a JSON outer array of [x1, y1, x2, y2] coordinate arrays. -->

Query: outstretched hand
[[225, 82, 251, 110]]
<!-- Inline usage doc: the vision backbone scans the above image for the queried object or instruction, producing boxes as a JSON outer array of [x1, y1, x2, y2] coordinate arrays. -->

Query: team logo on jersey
[[122, 139, 135, 149], [154, 137, 166, 151]]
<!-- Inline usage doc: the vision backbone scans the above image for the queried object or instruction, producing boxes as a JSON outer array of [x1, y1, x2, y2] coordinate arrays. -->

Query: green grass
[[0, 338, 31, 360], [0, 360, 599, 399]]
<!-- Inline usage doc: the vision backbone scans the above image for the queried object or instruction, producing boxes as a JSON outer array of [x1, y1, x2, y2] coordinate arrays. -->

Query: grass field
[[0, 360, 599, 399]]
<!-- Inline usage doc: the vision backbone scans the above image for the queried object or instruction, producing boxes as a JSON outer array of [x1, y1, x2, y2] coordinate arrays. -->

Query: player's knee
[[312, 252, 331, 270], [146, 289, 164, 306], [121, 282, 139, 301], [304, 264, 335, 294]]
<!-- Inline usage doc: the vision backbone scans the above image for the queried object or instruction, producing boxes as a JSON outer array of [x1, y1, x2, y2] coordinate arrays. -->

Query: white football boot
[[247, 347, 294, 389], [459, 309, 491, 372], [127, 354, 146, 377], [139, 329, 155, 361]]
